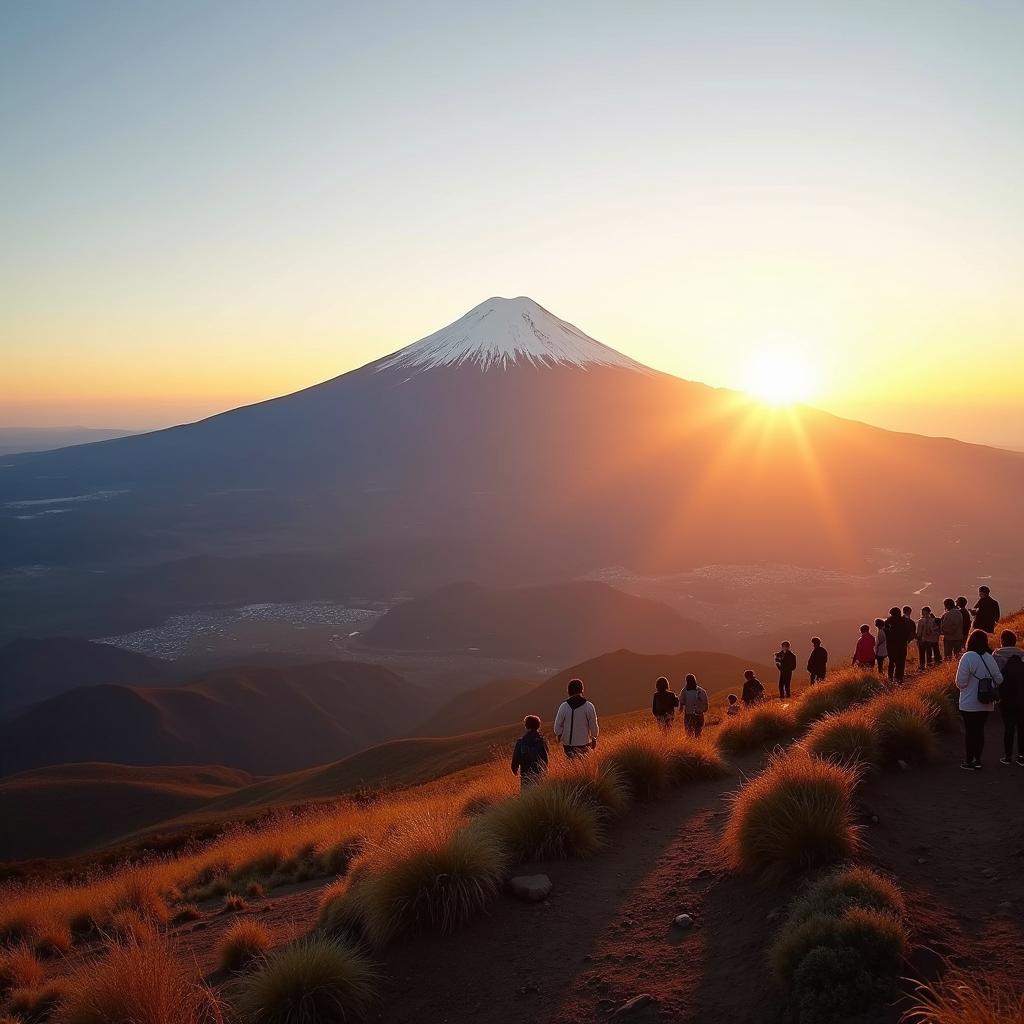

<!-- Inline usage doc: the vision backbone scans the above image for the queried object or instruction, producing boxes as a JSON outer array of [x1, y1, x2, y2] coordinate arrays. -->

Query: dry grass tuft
[[9, 979, 70, 1021], [222, 893, 248, 913], [0, 943, 45, 994], [487, 781, 605, 862], [231, 935, 377, 1024], [598, 728, 671, 800], [795, 670, 885, 727], [173, 904, 203, 924], [716, 703, 797, 754], [104, 909, 157, 944], [870, 693, 937, 766], [803, 709, 881, 766], [661, 732, 726, 784], [903, 968, 1024, 1024], [53, 936, 223, 1024], [546, 757, 630, 817], [723, 749, 861, 875], [217, 918, 273, 973]]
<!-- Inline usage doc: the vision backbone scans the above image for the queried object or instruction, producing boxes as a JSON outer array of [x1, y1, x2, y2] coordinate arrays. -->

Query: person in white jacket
[[681, 674, 710, 737], [553, 678, 599, 757], [955, 629, 1003, 771]]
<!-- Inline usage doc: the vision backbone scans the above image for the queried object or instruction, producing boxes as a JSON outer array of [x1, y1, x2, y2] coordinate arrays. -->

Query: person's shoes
[[973, 760, 983, 770], [960, 761, 975, 771], [1017, 755, 1024, 766], [1000, 756, 1012, 765]]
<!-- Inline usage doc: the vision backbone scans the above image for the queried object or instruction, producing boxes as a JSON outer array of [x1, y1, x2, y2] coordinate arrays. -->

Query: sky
[[2, 1, 1023, 448]]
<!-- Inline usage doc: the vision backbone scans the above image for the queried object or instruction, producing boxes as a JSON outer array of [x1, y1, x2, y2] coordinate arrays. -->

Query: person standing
[[940, 598, 964, 661], [874, 618, 888, 674], [957, 597, 973, 642], [510, 715, 549, 789], [972, 586, 1001, 634], [955, 630, 1002, 770], [883, 607, 912, 684], [916, 607, 941, 670], [993, 630, 1024, 766], [553, 678, 599, 758], [853, 624, 875, 668], [681, 674, 709, 737], [807, 637, 828, 683], [901, 606, 917, 670], [651, 676, 679, 730], [741, 670, 765, 706], [774, 641, 797, 699]]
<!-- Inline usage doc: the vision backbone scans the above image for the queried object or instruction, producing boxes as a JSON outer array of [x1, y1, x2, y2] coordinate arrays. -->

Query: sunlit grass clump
[[487, 781, 605, 862], [0, 943, 45, 994], [870, 693, 937, 766], [795, 669, 885, 728], [598, 728, 671, 800], [903, 969, 1024, 1024], [217, 918, 273, 973], [546, 757, 630, 817], [716, 703, 797, 755], [723, 750, 861, 875], [232, 936, 377, 1024], [54, 936, 223, 1024], [803, 709, 880, 767]]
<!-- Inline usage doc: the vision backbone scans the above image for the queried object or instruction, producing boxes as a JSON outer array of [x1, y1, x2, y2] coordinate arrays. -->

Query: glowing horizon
[[2, 3, 1022, 449]]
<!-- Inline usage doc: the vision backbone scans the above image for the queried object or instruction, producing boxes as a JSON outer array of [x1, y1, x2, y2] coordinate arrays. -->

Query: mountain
[[0, 636, 173, 713], [362, 581, 715, 661], [0, 661, 426, 777], [2, 296, 1023, 640], [419, 649, 776, 736], [0, 426, 136, 456]]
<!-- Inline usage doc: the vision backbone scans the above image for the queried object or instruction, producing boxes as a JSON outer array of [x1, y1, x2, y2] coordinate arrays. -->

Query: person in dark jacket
[[510, 715, 549, 789], [994, 630, 1024, 766], [972, 587, 1001, 634], [741, 670, 765, 706], [652, 676, 679, 730], [957, 597, 973, 641], [902, 606, 917, 669], [883, 607, 913, 684], [807, 637, 828, 683], [774, 641, 797, 699], [941, 598, 965, 660]]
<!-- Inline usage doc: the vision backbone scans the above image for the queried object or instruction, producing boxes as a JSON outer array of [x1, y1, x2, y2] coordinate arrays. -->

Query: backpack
[[975, 653, 999, 705]]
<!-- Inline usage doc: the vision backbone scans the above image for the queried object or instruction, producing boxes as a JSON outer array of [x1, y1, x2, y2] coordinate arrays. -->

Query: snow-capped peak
[[376, 296, 652, 373]]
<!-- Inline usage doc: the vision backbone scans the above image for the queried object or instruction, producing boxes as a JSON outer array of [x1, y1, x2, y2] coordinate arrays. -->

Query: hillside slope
[[0, 661, 425, 777], [362, 581, 716, 660]]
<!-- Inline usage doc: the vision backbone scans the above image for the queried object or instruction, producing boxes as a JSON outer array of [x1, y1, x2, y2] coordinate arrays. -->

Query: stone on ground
[[508, 874, 552, 902]]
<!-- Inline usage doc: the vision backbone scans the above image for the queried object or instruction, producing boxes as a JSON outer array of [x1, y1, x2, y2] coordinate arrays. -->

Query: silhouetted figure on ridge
[[853, 624, 875, 668], [741, 670, 765, 706], [957, 596, 973, 642], [874, 618, 888, 674], [554, 678, 599, 758], [775, 641, 796, 699], [651, 676, 679, 730], [807, 637, 828, 683], [883, 606, 914, 684], [510, 715, 549, 790], [916, 606, 941, 669], [973, 586, 1001, 634], [941, 598, 965, 660]]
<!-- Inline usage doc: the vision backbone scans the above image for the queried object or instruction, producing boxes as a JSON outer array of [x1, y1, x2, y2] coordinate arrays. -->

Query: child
[[726, 693, 740, 716], [652, 676, 680, 729], [510, 715, 549, 789]]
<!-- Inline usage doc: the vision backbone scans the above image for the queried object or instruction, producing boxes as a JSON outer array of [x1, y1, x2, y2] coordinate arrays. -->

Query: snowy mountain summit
[[377, 296, 651, 373]]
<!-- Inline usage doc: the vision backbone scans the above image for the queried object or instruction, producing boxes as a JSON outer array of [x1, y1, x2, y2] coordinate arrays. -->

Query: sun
[[740, 345, 817, 406]]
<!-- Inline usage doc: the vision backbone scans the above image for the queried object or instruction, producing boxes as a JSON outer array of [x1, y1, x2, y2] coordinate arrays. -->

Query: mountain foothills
[[362, 580, 715, 660], [4, 296, 1023, 641]]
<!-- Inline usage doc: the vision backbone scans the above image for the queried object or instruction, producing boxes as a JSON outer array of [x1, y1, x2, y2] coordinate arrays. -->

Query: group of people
[[510, 585, 1019, 787]]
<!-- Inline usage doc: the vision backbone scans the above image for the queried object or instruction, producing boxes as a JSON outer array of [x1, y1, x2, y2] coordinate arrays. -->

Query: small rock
[[612, 994, 655, 1018], [897, 760, 910, 771], [916, 858, 928, 865], [509, 874, 552, 902], [673, 913, 694, 929], [870, 815, 880, 824]]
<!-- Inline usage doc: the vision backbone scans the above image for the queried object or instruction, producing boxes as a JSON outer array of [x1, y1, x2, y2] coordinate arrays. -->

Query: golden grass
[[716, 702, 797, 754], [53, 936, 223, 1024], [903, 969, 1024, 1024], [486, 781, 605, 861], [794, 669, 885, 728], [870, 693, 937, 766], [598, 728, 671, 799], [9, 978, 70, 1020], [231, 935, 377, 1024], [217, 918, 273, 973], [545, 756, 631, 816], [723, 749, 861, 875], [803, 708, 881, 766], [0, 944, 45, 994]]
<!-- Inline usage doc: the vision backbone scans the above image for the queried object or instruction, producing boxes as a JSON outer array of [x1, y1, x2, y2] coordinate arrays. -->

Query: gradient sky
[[2, 1, 1022, 447]]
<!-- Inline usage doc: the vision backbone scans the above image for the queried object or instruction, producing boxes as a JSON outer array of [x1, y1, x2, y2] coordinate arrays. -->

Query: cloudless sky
[[2, 1, 1022, 447]]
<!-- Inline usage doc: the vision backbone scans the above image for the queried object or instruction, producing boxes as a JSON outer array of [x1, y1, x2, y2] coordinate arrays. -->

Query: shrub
[[803, 710, 880, 766], [0, 944, 44, 994], [222, 893, 248, 913], [173, 904, 203, 924], [795, 671, 885, 728], [662, 732, 726, 784], [30, 920, 73, 957], [10, 979, 70, 1021], [245, 882, 265, 900], [546, 757, 630, 817], [104, 909, 157, 943], [598, 728, 670, 800], [324, 813, 506, 948], [487, 782, 605, 862], [317, 837, 365, 877], [903, 968, 1024, 1024], [723, 750, 861, 875], [232, 936, 377, 1024], [871, 694, 936, 766], [54, 937, 223, 1024], [911, 669, 960, 732], [218, 918, 272, 973], [782, 866, 905, 933], [716, 703, 797, 755], [793, 943, 896, 1024]]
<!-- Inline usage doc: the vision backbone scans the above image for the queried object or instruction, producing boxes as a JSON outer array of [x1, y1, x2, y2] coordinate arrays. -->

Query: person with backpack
[[941, 598, 964, 660], [993, 630, 1024, 766], [741, 670, 765, 706], [955, 629, 1003, 770], [916, 607, 941, 670], [681, 674, 709, 737], [774, 641, 797, 699], [807, 637, 828, 683], [510, 715, 549, 789], [883, 607, 912, 684], [874, 618, 888, 674], [651, 676, 679, 730], [853, 624, 875, 668], [553, 678, 599, 757], [972, 586, 1001, 634]]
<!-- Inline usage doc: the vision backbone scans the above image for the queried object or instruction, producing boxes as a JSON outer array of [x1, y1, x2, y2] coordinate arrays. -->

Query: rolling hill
[[0, 661, 426, 777], [362, 580, 715, 660]]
